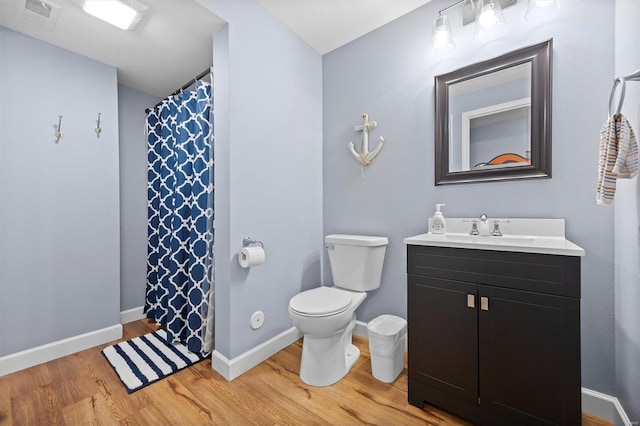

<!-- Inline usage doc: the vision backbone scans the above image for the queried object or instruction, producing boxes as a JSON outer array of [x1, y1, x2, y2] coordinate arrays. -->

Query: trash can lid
[[367, 315, 407, 336]]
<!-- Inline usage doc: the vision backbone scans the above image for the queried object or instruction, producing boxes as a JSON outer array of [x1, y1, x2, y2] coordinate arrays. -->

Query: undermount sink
[[441, 233, 537, 246], [404, 218, 585, 256]]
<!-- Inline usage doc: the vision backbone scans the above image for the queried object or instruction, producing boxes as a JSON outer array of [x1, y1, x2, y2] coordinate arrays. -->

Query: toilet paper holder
[[242, 236, 264, 249]]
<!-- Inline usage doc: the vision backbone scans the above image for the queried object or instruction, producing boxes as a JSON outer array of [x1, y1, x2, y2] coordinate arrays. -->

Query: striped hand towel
[[596, 114, 639, 205]]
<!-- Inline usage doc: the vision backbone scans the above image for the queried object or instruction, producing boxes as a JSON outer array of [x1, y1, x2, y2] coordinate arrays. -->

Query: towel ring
[[608, 77, 626, 117]]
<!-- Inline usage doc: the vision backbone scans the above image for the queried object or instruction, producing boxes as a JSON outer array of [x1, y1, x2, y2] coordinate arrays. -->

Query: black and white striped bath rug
[[102, 329, 208, 393]]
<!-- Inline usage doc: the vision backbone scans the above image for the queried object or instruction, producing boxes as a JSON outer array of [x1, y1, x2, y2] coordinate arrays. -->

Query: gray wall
[[0, 27, 120, 356], [197, 0, 324, 359], [614, 0, 640, 421], [322, 0, 616, 395], [118, 85, 161, 312]]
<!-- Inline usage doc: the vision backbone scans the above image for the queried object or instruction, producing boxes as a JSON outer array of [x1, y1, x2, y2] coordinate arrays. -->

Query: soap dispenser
[[431, 204, 447, 234]]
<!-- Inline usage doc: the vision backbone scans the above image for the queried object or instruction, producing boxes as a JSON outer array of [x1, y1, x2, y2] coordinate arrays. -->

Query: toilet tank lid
[[325, 234, 389, 247]]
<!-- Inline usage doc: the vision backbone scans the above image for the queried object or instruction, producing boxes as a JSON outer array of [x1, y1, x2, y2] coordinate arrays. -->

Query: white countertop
[[404, 218, 585, 257]]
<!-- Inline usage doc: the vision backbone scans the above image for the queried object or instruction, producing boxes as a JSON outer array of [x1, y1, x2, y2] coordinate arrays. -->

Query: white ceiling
[[0, 0, 225, 98], [0, 0, 432, 98], [255, 0, 432, 55]]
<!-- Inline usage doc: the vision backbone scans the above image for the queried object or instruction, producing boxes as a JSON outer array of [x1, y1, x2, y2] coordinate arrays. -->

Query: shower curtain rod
[[145, 67, 212, 113]]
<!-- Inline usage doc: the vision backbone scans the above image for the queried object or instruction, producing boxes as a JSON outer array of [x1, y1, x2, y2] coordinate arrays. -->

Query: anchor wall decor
[[348, 113, 385, 166]]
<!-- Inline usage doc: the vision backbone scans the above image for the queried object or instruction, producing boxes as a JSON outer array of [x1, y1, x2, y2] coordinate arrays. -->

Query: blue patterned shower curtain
[[145, 80, 214, 355]]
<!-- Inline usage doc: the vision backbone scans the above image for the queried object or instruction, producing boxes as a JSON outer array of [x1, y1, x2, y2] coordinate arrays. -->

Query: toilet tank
[[325, 234, 389, 292]]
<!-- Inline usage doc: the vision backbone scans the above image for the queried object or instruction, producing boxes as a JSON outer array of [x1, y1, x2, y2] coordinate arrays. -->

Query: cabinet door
[[408, 275, 478, 404], [478, 285, 581, 425]]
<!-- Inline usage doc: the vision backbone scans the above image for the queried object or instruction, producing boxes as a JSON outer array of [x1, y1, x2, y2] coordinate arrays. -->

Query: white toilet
[[288, 234, 388, 386]]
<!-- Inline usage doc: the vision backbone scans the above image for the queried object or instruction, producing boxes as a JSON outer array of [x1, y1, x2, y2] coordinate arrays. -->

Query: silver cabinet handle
[[467, 294, 475, 308], [481, 297, 489, 311]]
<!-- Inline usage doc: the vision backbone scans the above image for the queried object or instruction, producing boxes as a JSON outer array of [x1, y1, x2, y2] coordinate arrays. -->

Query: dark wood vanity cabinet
[[407, 245, 581, 426]]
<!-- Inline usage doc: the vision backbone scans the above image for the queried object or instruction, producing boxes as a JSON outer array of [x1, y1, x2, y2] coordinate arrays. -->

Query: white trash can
[[367, 315, 407, 383]]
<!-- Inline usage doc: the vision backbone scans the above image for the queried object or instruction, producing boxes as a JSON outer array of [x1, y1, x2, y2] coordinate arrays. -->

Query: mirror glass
[[449, 63, 531, 172], [435, 40, 552, 185]]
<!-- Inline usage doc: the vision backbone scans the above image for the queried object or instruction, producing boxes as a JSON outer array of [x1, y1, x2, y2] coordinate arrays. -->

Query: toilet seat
[[289, 286, 352, 317]]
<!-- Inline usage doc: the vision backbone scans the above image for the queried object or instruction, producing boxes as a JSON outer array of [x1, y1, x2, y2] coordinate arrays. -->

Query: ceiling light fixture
[[79, 0, 148, 30]]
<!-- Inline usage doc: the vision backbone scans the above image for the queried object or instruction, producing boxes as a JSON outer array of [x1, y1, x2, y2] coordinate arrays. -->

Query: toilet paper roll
[[238, 246, 265, 268]]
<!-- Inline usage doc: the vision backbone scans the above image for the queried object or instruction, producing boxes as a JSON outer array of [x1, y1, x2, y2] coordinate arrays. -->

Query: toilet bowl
[[288, 234, 388, 387], [289, 286, 366, 386]]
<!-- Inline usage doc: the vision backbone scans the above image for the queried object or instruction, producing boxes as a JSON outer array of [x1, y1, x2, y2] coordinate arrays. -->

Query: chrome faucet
[[469, 222, 479, 235], [468, 214, 488, 235], [468, 215, 509, 236], [491, 221, 503, 236]]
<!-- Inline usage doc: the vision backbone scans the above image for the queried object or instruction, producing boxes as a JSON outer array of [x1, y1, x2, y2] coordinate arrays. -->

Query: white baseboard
[[582, 387, 633, 426], [212, 327, 302, 381], [354, 320, 368, 338], [120, 306, 145, 324], [0, 324, 123, 377]]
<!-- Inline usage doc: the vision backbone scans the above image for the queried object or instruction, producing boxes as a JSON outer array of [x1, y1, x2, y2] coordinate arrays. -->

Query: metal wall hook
[[242, 236, 264, 249], [95, 112, 102, 138], [55, 115, 63, 143]]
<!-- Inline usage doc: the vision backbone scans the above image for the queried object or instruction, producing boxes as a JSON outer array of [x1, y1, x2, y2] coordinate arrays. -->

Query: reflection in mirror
[[435, 40, 552, 185], [450, 63, 531, 172]]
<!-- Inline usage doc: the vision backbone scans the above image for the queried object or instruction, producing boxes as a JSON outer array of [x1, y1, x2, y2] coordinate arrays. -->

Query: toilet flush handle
[[326, 244, 335, 250]]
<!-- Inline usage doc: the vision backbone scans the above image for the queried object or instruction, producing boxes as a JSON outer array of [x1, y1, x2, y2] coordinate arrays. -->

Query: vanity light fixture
[[79, 0, 148, 30], [430, 0, 559, 53], [431, 0, 513, 52]]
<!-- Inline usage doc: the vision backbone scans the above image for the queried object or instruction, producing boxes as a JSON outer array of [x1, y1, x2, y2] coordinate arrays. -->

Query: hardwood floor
[[0, 320, 612, 425]]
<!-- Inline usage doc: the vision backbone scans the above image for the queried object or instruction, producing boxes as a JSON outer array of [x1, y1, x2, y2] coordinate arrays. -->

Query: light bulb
[[431, 14, 455, 51], [478, 4, 497, 28], [434, 29, 450, 48], [473, 0, 506, 39]]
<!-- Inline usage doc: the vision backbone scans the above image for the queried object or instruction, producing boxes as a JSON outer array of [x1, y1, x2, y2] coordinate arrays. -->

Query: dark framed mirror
[[435, 39, 552, 185]]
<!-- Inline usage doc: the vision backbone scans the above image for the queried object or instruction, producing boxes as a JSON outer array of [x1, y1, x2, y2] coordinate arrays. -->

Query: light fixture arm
[[437, 0, 468, 16]]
